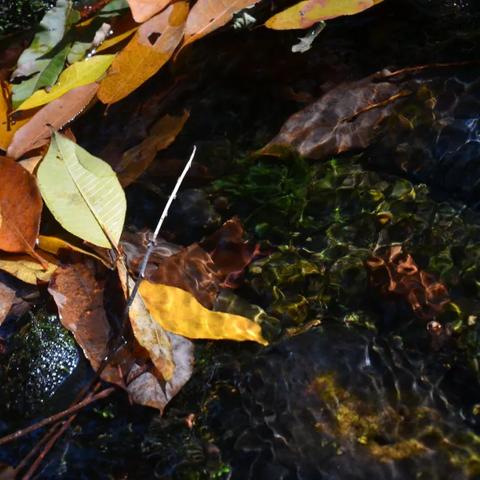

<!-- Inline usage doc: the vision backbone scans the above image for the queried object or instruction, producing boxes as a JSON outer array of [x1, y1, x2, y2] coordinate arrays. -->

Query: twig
[[125, 145, 196, 309], [0, 387, 114, 447]]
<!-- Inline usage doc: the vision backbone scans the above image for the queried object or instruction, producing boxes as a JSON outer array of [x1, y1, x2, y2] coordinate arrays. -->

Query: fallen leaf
[[0, 280, 17, 326], [7, 83, 99, 159], [37, 131, 127, 249], [126, 331, 194, 413], [265, 0, 384, 30], [0, 83, 32, 151], [98, 2, 189, 104], [38, 235, 111, 266], [117, 110, 189, 186], [19, 156, 43, 174], [139, 281, 268, 345], [0, 157, 42, 254], [16, 55, 115, 111], [262, 73, 410, 159], [117, 259, 175, 381], [48, 261, 122, 384], [182, 0, 261, 48], [0, 251, 58, 284], [127, 0, 171, 23], [95, 27, 137, 53]]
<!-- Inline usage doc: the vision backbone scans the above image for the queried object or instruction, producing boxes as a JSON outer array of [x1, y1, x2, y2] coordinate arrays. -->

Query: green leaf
[[37, 132, 126, 248]]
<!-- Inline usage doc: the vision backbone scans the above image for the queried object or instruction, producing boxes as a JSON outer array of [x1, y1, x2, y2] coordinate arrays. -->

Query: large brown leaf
[[127, 0, 171, 23], [48, 261, 123, 385], [0, 157, 42, 254], [7, 83, 98, 159], [182, 0, 261, 48], [262, 73, 411, 159]]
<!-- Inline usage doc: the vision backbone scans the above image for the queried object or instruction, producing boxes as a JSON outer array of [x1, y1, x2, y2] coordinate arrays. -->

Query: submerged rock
[[0, 310, 81, 418]]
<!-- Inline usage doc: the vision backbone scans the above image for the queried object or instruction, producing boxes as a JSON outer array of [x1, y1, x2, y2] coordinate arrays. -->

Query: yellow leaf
[[0, 83, 32, 151], [265, 0, 384, 30], [139, 281, 268, 345], [0, 251, 58, 284], [16, 55, 115, 111], [96, 27, 137, 53], [98, 2, 189, 105]]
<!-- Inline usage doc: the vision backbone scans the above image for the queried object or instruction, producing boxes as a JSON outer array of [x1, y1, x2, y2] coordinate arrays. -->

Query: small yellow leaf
[[139, 281, 268, 345], [0, 251, 58, 284], [96, 28, 137, 53], [16, 55, 115, 111], [265, 0, 383, 30]]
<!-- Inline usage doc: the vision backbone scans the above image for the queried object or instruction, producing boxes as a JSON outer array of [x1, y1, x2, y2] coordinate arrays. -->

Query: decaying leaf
[[182, 0, 261, 48], [37, 131, 126, 249], [98, 2, 189, 104], [127, 0, 171, 23], [0, 280, 17, 326], [16, 55, 115, 111], [0, 157, 42, 254], [262, 73, 411, 159], [7, 83, 98, 159], [139, 281, 268, 345], [266, 0, 384, 30], [117, 110, 190, 186], [0, 251, 58, 284], [126, 331, 194, 413], [117, 259, 175, 381], [48, 261, 122, 384]]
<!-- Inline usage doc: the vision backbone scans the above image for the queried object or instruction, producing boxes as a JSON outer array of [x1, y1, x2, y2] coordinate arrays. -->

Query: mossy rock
[[0, 310, 81, 418]]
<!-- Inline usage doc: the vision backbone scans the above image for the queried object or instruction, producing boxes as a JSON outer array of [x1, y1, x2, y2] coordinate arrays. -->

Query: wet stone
[[0, 310, 81, 418]]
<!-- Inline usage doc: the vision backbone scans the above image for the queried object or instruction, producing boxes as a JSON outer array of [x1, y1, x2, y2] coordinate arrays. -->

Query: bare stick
[[0, 387, 114, 447], [125, 145, 196, 309]]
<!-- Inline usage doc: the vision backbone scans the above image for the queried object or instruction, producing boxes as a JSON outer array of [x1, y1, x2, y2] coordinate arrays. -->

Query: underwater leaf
[[7, 83, 98, 159], [0, 252, 58, 284], [117, 110, 190, 186], [139, 281, 268, 345], [48, 261, 122, 384], [0, 157, 42, 254], [98, 2, 189, 104], [262, 72, 410, 159], [16, 55, 115, 111], [117, 259, 175, 381], [37, 131, 126, 248], [265, 0, 384, 30], [127, 0, 171, 23], [182, 0, 261, 48]]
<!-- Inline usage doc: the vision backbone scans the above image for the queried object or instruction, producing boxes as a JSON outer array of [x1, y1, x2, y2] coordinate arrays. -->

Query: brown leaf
[[262, 73, 411, 159], [127, 0, 171, 23], [7, 83, 98, 159], [182, 0, 261, 48], [0, 271, 35, 325], [0, 157, 42, 254], [126, 331, 194, 413], [116, 110, 189, 186], [0, 280, 16, 326], [48, 261, 122, 385], [98, 2, 189, 104]]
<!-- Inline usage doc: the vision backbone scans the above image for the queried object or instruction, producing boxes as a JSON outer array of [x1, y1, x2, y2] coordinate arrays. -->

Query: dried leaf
[[48, 261, 122, 384], [7, 83, 98, 159], [117, 259, 175, 381], [126, 331, 194, 413], [127, 0, 171, 23], [98, 2, 189, 104], [262, 74, 410, 159], [37, 131, 126, 248], [0, 251, 58, 284], [16, 55, 115, 111], [265, 0, 383, 30], [139, 281, 268, 345], [0, 157, 42, 254], [117, 110, 190, 186], [182, 0, 261, 48], [0, 281, 17, 326]]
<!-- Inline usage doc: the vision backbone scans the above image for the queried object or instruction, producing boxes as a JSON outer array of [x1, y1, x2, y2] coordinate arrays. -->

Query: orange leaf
[[98, 2, 189, 105], [0, 157, 42, 255], [182, 0, 261, 48], [127, 0, 171, 23]]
